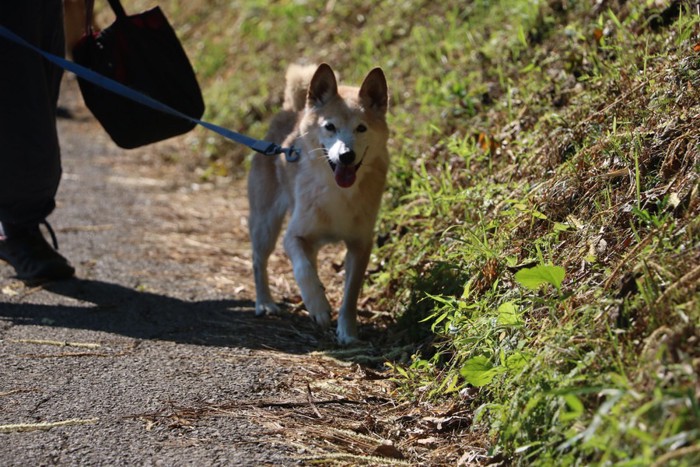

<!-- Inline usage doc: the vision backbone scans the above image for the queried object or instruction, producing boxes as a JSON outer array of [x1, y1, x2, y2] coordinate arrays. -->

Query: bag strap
[[0, 24, 300, 161], [84, 0, 126, 33], [84, 0, 95, 36], [106, 0, 127, 19]]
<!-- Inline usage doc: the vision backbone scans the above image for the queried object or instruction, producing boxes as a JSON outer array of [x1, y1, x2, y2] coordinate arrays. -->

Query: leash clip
[[258, 143, 300, 163], [282, 145, 301, 162]]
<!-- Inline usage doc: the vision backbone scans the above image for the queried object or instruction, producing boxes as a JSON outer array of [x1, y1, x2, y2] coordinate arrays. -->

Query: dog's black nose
[[339, 150, 355, 165]]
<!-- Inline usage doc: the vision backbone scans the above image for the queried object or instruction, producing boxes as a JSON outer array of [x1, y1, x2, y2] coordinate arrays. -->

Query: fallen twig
[[0, 418, 99, 433], [0, 388, 37, 397], [306, 383, 324, 419], [18, 352, 117, 358], [10, 339, 101, 349], [296, 452, 413, 466]]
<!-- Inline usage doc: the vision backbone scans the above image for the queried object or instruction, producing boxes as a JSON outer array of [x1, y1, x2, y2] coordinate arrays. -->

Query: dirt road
[[0, 77, 445, 466]]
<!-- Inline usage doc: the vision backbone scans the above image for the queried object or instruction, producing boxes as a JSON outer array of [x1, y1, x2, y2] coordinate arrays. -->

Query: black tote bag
[[72, 0, 205, 149]]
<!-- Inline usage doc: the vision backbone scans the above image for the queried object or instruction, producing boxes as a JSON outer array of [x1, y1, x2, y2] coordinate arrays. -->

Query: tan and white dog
[[247, 63, 389, 344]]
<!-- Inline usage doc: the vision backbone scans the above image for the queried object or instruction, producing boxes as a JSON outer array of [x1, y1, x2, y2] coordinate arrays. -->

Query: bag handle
[[83, 0, 127, 36], [84, 0, 95, 36], [106, 0, 128, 19]]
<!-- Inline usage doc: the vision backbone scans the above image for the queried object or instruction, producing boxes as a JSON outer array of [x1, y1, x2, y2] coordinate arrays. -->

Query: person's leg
[[0, 0, 74, 281]]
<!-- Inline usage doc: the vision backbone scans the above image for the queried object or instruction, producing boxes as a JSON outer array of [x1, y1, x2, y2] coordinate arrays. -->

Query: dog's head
[[300, 64, 389, 189]]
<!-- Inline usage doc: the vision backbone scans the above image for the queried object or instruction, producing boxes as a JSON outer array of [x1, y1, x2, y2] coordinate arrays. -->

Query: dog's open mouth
[[328, 160, 362, 188]]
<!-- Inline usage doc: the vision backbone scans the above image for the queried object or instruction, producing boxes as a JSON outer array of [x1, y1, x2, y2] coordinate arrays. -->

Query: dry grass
[[128, 351, 489, 466]]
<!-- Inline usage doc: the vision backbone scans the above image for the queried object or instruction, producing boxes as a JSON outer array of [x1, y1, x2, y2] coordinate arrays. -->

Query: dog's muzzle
[[321, 143, 368, 188], [326, 148, 364, 189]]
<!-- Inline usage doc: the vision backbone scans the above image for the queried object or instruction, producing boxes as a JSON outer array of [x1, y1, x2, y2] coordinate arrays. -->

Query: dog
[[247, 63, 389, 344]]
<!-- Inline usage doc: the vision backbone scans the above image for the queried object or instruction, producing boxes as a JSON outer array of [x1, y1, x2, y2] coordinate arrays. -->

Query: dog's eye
[[356, 124, 367, 133], [323, 123, 336, 132]]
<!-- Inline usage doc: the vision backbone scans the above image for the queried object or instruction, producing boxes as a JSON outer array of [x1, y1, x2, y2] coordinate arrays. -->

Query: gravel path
[[0, 77, 406, 466]]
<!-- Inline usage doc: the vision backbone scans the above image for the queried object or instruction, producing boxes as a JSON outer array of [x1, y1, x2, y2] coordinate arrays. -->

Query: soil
[[0, 77, 481, 466]]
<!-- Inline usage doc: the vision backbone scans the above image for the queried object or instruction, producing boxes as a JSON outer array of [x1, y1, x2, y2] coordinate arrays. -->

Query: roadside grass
[[371, 2, 700, 464], [117, 0, 700, 464]]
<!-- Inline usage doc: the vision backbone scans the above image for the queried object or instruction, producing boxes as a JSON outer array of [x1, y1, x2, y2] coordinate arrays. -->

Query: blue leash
[[0, 25, 300, 162]]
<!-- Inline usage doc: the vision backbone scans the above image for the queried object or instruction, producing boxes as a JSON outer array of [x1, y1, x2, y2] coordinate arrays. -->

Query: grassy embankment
[[122, 0, 698, 464]]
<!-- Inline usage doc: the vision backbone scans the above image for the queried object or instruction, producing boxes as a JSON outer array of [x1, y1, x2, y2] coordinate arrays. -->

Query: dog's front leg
[[249, 197, 285, 316], [283, 233, 332, 328], [337, 239, 372, 344]]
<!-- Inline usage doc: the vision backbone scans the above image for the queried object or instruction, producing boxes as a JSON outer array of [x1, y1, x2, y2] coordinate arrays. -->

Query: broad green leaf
[[514, 264, 565, 291], [497, 301, 521, 325], [505, 351, 530, 372], [460, 355, 498, 387]]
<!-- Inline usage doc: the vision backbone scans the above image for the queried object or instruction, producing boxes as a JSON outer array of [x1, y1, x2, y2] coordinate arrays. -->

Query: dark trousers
[[0, 0, 64, 225]]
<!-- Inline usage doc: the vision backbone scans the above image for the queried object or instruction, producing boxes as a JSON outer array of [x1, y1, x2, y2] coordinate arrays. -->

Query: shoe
[[0, 220, 75, 281]]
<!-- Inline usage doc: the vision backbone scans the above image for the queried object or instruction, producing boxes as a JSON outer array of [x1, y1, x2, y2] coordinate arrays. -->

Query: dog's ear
[[359, 68, 388, 116], [307, 63, 338, 107]]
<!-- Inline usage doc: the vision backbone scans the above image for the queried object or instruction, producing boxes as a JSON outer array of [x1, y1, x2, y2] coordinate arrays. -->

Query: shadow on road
[[0, 279, 325, 354]]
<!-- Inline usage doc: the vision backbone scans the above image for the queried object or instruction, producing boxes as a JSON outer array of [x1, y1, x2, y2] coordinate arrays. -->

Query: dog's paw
[[255, 301, 281, 316], [309, 309, 332, 329], [336, 321, 360, 345], [336, 331, 363, 346], [336, 315, 359, 345]]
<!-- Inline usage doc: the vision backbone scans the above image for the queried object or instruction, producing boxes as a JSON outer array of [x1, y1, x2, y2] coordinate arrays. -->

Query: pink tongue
[[334, 165, 356, 188]]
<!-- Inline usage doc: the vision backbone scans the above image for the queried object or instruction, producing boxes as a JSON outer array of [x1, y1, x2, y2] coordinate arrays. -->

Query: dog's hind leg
[[337, 239, 372, 344], [283, 233, 332, 329]]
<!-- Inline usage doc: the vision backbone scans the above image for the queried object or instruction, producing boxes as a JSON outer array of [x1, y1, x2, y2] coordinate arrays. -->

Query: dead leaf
[[566, 215, 584, 230], [416, 436, 439, 446], [2, 286, 18, 297], [355, 365, 389, 381], [477, 132, 499, 153], [422, 415, 470, 432], [668, 192, 681, 209], [593, 27, 603, 44], [373, 443, 405, 459]]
